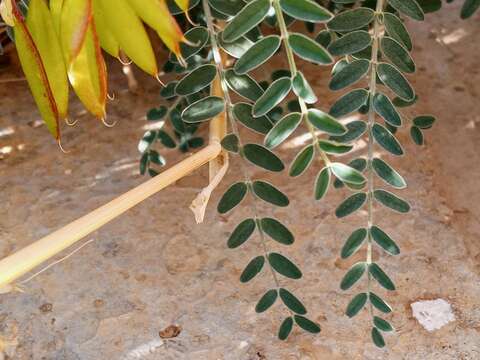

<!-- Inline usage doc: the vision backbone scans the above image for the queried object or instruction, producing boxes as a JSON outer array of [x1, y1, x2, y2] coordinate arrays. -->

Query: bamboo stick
[[0, 142, 221, 288]]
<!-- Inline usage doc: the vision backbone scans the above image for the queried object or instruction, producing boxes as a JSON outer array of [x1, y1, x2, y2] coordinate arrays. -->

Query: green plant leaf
[[264, 112, 302, 149], [292, 71, 318, 104], [157, 130, 176, 148], [147, 106, 167, 120], [410, 126, 424, 145], [389, 0, 425, 21], [374, 316, 394, 332], [330, 89, 369, 118], [279, 288, 307, 315], [252, 180, 289, 207], [219, 33, 254, 58], [209, 0, 244, 16], [340, 262, 367, 290], [176, 26, 210, 60], [175, 64, 217, 96], [318, 140, 353, 155], [227, 218, 256, 248], [461, 0, 480, 18], [279, 0, 333, 23], [383, 13, 413, 51], [315, 29, 332, 48], [182, 96, 225, 123], [222, 0, 271, 42], [372, 158, 406, 189], [261, 217, 294, 245], [225, 70, 264, 101], [330, 163, 366, 185], [308, 109, 347, 135], [377, 63, 415, 101], [278, 317, 293, 340], [315, 167, 331, 200], [240, 255, 265, 283], [374, 189, 410, 213], [221, 133, 240, 153], [148, 150, 165, 166], [234, 35, 281, 74], [371, 327, 386, 348], [373, 93, 402, 127], [327, 7, 375, 32], [289, 145, 315, 177], [327, 30, 372, 56], [372, 123, 404, 156], [381, 37, 415, 74], [370, 226, 400, 255], [369, 263, 396, 291], [294, 315, 321, 333], [243, 144, 285, 173], [329, 59, 370, 91], [255, 289, 278, 313], [336, 192, 367, 218], [369, 292, 393, 313], [233, 103, 273, 135], [288, 33, 334, 65], [341, 228, 367, 259], [346, 293, 367, 318], [253, 77, 292, 117], [218, 182, 248, 214], [413, 115, 436, 129], [268, 252, 302, 279], [329, 120, 367, 143]]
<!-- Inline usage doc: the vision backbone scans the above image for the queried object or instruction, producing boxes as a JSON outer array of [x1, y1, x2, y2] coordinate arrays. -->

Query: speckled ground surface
[[0, 4, 479, 359]]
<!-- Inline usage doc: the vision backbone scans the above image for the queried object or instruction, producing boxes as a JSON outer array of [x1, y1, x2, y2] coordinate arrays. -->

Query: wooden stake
[[0, 142, 221, 288]]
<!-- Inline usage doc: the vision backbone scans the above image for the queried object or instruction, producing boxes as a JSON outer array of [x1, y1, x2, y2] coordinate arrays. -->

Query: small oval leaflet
[[335, 192, 367, 218], [217, 182, 248, 214], [279, 288, 307, 315], [411, 126, 424, 145], [292, 71, 317, 104], [389, 0, 425, 21], [279, 0, 333, 23], [288, 33, 333, 65], [240, 255, 265, 283], [327, 7, 375, 32], [268, 252, 302, 279], [315, 167, 331, 201], [234, 35, 281, 75], [374, 189, 411, 213], [377, 62, 415, 101], [222, 0, 271, 42], [381, 37, 416, 73], [372, 123, 404, 156], [294, 315, 321, 334], [252, 180, 289, 207], [329, 120, 367, 143], [253, 77, 292, 117], [370, 226, 400, 255], [261, 217, 294, 245], [383, 13, 413, 51], [328, 30, 372, 57], [369, 263, 396, 291], [227, 218, 256, 249], [278, 317, 293, 340], [175, 64, 217, 96], [373, 93, 402, 127], [346, 293, 368, 318], [182, 96, 225, 123], [221, 133, 239, 153], [329, 59, 370, 91], [264, 112, 302, 149], [371, 327, 386, 348], [374, 316, 394, 332], [341, 228, 367, 258], [233, 103, 273, 135], [413, 115, 436, 129], [318, 139, 353, 155], [243, 143, 285, 172], [330, 89, 369, 118], [370, 292, 392, 313], [255, 289, 278, 313], [225, 70, 264, 101], [340, 262, 367, 290], [308, 109, 347, 135], [289, 144, 315, 177], [372, 157, 406, 189], [330, 162, 366, 185]]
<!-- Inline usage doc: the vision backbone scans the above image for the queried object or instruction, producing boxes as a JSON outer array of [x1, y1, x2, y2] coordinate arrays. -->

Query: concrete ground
[[0, 3, 479, 359]]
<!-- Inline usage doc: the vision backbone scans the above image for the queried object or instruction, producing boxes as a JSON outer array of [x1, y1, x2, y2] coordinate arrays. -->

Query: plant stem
[[272, 0, 330, 166], [366, 0, 385, 320]]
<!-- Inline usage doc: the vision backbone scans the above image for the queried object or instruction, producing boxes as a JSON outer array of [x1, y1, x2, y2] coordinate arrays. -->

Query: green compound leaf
[[373, 93, 402, 127], [341, 228, 367, 259], [329, 59, 370, 91], [243, 143, 285, 172], [240, 255, 265, 283], [369, 263, 396, 291], [389, 0, 425, 21], [340, 262, 367, 290], [315, 167, 331, 200], [330, 89, 369, 118], [253, 77, 292, 117], [288, 33, 334, 65], [346, 292, 368, 318], [329, 120, 367, 143], [369, 292, 393, 313], [294, 315, 321, 333], [374, 189, 411, 213], [268, 252, 303, 279], [371, 327, 386, 348], [264, 112, 302, 149], [234, 35, 281, 74], [383, 13, 413, 52], [327, 30, 372, 57], [261, 217, 294, 245], [225, 70, 264, 102], [413, 115, 436, 129], [182, 96, 225, 123], [222, 0, 271, 42], [227, 218, 256, 249], [336, 192, 367, 218], [278, 317, 294, 340], [221, 133, 240, 153], [175, 64, 217, 96], [370, 226, 400, 255], [279, 0, 333, 23], [308, 109, 347, 135], [372, 123, 404, 156], [330, 162, 366, 185], [372, 157, 406, 189], [255, 289, 278, 313], [374, 316, 394, 332], [381, 37, 416, 74], [233, 103, 273, 135], [292, 71, 318, 104], [327, 7, 375, 32], [289, 144, 315, 177], [217, 182, 248, 214], [252, 180, 289, 207], [377, 63, 415, 101], [279, 288, 307, 315]]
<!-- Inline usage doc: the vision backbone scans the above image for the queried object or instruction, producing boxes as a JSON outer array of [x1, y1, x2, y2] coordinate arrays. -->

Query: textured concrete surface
[[0, 4, 479, 359]]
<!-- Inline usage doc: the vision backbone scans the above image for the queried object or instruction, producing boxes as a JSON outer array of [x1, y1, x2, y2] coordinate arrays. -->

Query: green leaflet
[[255, 289, 278, 313], [369, 263, 396, 291], [315, 167, 331, 200], [340, 262, 367, 290], [381, 37, 416, 73], [372, 158, 407, 189], [264, 112, 302, 149], [252, 181, 290, 207], [279, 0, 333, 23], [373, 93, 402, 127], [182, 96, 225, 123], [288, 33, 334, 65], [374, 189, 411, 213], [253, 77, 292, 117], [461, 0, 480, 19], [227, 218, 256, 248], [234, 35, 281, 74], [308, 109, 347, 135], [336, 192, 367, 218], [330, 89, 369, 118], [371, 327, 386, 348], [330, 163, 366, 185], [217, 182, 248, 214], [279, 288, 307, 315], [222, 0, 271, 42], [374, 316, 394, 332], [292, 71, 317, 104], [372, 123, 404, 156], [377, 62, 415, 101], [240, 255, 265, 283], [370, 226, 400, 255], [383, 13, 413, 52], [389, 0, 425, 21], [318, 140, 353, 155], [411, 126, 424, 145], [261, 218, 295, 245], [294, 315, 321, 333], [225, 70, 264, 101], [209, 0, 244, 17], [233, 103, 273, 135], [413, 115, 436, 129], [329, 59, 370, 91], [221, 133, 240, 153], [289, 145, 315, 177], [243, 144, 285, 172], [329, 121, 367, 143], [328, 30, 372, 57], [341, 228, 367, 259], [278, 317, 293, 340], [219, 33, 254, 59], [268, 252, 302, 279], [175, 64, 217, 96], [327, 7, 375, 32], [369, 292, 393, 313], [346, 293, 367, 318]]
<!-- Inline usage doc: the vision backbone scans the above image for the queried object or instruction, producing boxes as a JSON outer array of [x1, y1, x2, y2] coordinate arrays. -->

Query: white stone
[[411, 299, 455, 332]]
